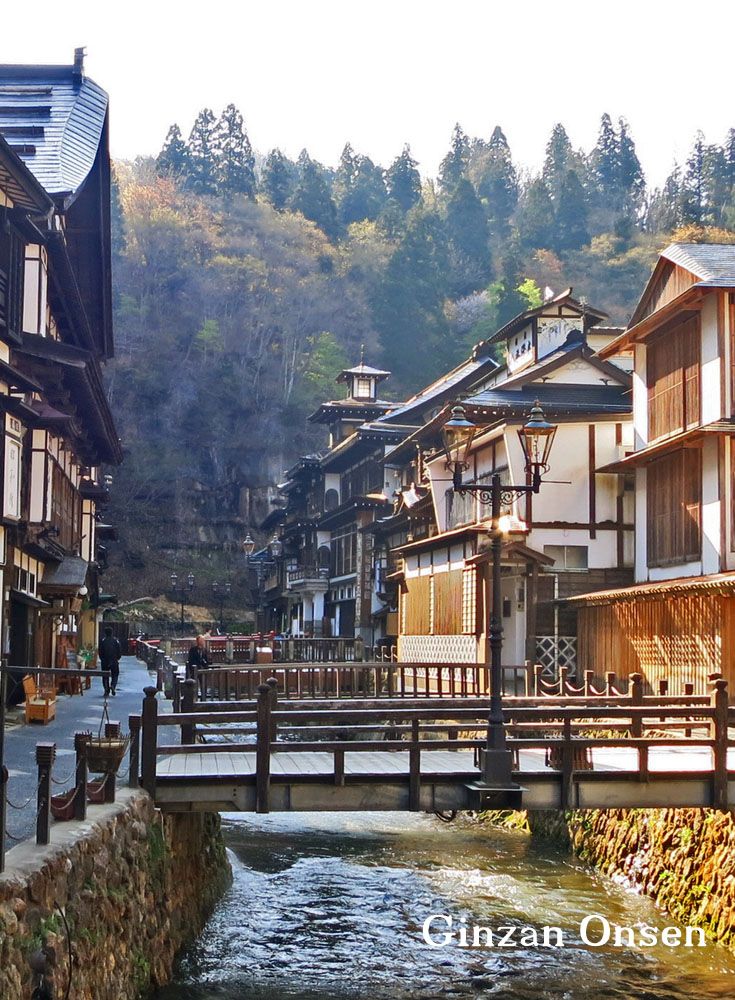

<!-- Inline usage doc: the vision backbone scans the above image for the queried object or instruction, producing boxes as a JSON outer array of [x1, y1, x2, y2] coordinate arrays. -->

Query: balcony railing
[[286, 564, 329, 588]]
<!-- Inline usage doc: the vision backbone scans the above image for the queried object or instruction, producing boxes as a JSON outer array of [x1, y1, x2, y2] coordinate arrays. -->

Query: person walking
[[98, 626, 122, 697]]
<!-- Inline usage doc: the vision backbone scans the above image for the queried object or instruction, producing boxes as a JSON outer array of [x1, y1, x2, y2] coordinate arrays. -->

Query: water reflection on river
[[158, 812, 735, 999]]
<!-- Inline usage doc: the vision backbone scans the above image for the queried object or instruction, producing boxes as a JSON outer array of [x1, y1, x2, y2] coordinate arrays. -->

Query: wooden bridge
[[130, 658, 735, 815]]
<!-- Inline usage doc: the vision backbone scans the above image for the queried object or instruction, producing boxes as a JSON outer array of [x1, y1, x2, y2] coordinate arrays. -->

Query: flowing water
[[158, 812, 735, 1000]]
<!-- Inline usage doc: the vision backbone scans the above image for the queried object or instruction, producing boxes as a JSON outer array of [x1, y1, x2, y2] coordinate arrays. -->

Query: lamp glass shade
[[441, 404, 476, 468], [269, 534, 283, 558], [170, 572, 178, 588], [518, 401, 557, 473], [187, 572, 195, 589], [242, 533, 255, 556], [212, 581, 219, 594]]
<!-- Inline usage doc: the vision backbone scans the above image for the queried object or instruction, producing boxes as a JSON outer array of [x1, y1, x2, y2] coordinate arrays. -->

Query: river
[[158, 812, 735, 999]]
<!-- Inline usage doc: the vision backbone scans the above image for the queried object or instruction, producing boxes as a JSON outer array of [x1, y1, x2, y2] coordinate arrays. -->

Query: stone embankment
[[0, 789, 231, 999], [491, 807, 735, 950]]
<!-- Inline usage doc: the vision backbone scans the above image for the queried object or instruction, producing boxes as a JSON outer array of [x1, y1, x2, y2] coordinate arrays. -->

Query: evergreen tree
[[262, 149, 294, 211], [291, 152, 339, 239], [555, 170, 589, 251], [680, 132, 707, 224], [214, 103, 256, 198], [156, 124, 190, 178], [517, 177, 555, 250], [543, 123, 583, 205], [334, 144, 387, 225], [386, 145, 421, 213], [372, 207, 450, 388], [647, 165, 683, 233], [186, 108, 218, 195], [471, 126, 518, 241], [617, 117, 645, 217], [438, 124, 470, 195], [445, 178, 491, 296], [590, 113, 619, 203]]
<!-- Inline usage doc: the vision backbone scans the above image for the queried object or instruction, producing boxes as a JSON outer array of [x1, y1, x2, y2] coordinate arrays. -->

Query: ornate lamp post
[[441, 400, 557, 792], [242, 533, 282, 634], [170, 572, 194, 636]]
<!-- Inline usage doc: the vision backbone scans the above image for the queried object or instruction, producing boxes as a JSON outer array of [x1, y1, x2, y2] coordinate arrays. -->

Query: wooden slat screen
[[647, 317, 700, 442], [646, 448, 701, 567], [404, 575, 431, 634], [433, 569, 463, 635]]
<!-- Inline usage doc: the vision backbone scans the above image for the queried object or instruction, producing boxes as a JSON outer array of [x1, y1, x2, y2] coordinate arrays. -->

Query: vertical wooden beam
[[141, 687, 159, 798], [524, 565, 539, 663], [334, 748, 345, 786], [180, 680, 197, 746], [712, 679, 729, 809], [588, 425, 597, 539], [630, 672, 647, 781], [0, 666, 6, 873], [35, 742, 55, 846], [560, 718, 573, 810], [74, 733, 89, 820], [409, 719, 421, 812], [128, 715, 141, 790], [256, 683, 272, 814]]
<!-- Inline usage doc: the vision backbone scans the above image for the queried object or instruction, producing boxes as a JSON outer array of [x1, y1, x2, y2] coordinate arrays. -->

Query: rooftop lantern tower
[[336, 346, 391, 403]]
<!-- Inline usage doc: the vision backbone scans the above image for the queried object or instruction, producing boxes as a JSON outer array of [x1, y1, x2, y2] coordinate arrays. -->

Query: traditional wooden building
[[569, 244, 735, 692], [0, 51, 121, 689], [397, 291, 635, 667]]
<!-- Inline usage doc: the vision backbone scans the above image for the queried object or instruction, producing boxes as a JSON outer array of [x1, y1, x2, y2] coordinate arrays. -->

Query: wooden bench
[[22, 674, 57, 724]]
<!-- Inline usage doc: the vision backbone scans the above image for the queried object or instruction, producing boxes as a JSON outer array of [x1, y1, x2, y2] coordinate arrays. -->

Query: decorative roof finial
[[359, 343, 365, 365], [73, 47, 86, 81]]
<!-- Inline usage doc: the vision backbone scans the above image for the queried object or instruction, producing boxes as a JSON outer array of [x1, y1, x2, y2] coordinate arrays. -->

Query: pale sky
[[3, 0, 734, 187]]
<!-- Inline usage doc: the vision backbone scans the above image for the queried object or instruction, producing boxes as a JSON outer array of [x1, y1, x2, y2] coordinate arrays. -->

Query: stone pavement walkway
[[3, 655, 159, 845]]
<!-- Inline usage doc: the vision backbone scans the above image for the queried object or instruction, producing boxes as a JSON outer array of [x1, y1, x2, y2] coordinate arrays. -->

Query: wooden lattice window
[[462, 567, 476, 634], [647, 317, 700, 442], [0, 217, 24, 343], [646, 448, 701, 567]]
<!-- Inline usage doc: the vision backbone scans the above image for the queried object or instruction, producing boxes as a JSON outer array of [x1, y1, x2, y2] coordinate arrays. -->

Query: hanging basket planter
[[86, 778, 107, 803], [85, 735, 130, 775], [50, 788, 77, 821]]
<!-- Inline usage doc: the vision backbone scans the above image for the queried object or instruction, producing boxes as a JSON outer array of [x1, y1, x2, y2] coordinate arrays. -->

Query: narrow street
[[3, 655, 158, 844]]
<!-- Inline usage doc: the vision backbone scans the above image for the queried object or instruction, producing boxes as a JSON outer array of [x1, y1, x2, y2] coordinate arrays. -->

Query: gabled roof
[[479, 288, 608, 348], [463, 382, 631, 417], [661, 243, 735, 284], [380, 353, 499, 425], [485, 338, 631, 393], [0, 56, 108, 204]]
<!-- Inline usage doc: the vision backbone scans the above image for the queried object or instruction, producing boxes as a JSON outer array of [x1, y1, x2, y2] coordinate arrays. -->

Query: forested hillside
[[105, 106, 735, 601]]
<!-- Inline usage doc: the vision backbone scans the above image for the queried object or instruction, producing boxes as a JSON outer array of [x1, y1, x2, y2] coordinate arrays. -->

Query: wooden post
[[256, 683, 272, 814], [172, 672, 181, 713], [560, 718, 573, 810], [388, 664, 396, 698], [141, 687, 159, 798], [409, 719, 421, 812], [128, 715, 141, 789], [104, 768, 116, 804], [74, 733, 89, 820], [658, 679, 669, 697], [226, 638, 234, 664], [0, 665, 6, 873], [630, 672, 647, 781], [712, 679, 729, 810], [266, 677, 279, 743], [605, 671, 615, 697], [684, 681, 694, 737], [181, 679, 197, 745], [559, 665, 569, 697], [334, 748, 345, 786], [584, 670, 594, 697], [523, 659, 531, 697], [533, 663, 543, 697], [36, 742, 55, 846]]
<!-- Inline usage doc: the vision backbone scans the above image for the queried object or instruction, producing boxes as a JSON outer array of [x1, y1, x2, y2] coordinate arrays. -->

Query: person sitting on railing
[[187, 634, 211, 695]]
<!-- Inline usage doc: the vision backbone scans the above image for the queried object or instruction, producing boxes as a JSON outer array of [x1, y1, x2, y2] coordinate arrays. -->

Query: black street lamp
[[212, 580, 232, 633], [442, 400, 557, 793], [242, 533, 282, 634], [170, 571, 195, 636]]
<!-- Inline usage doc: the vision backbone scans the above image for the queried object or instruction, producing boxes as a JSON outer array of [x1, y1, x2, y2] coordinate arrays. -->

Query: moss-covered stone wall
[[527, 808, 735, 950], [0, 789, 231, 999]]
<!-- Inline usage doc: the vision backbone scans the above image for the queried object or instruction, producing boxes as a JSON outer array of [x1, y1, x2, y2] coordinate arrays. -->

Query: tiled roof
[[0, 59, 108, 201], [663, 243, 735, 283], [464, 382, 631, 414], [381, 355, 499, 424]]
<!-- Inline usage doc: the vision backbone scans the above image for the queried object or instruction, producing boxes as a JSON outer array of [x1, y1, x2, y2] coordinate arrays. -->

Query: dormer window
[[354, 377, 374, 400]]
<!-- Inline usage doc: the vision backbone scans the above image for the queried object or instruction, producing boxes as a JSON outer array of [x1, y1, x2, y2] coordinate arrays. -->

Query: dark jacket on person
[[186, 645, 210, 675], [98, 635, 121, 665]]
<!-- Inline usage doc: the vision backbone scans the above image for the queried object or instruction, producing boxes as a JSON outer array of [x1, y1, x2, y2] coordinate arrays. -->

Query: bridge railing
[[136, 675, 732, 813]]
